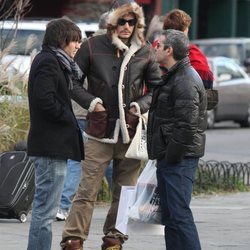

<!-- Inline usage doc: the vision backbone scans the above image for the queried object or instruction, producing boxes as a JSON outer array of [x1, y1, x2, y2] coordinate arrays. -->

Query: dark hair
[[163, 9, 192, 31], [162, 29, 189, 60], [43, 18, 82, 49], [99, 12, 109, 29]]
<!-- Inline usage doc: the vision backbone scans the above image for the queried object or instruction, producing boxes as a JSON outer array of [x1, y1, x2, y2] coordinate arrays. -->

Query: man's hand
[[129, 106, 137, 115], [94, 103, 105, 112]]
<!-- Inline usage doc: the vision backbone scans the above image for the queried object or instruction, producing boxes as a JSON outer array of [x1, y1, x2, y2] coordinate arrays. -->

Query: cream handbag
[[125, 112, 148, 161]]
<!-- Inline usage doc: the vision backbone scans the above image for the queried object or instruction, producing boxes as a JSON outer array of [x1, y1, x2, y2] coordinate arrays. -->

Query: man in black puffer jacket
[[147, 29, 207, 250]]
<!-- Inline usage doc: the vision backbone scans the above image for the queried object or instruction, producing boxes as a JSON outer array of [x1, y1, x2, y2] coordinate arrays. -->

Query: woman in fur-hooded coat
[[70, 0, 161, 144]]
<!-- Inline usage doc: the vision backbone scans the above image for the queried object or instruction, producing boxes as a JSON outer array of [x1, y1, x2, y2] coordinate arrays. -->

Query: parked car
[[207, 56, 250, 128], [0, 19, 98, 75], [192, 38, 250, 74]]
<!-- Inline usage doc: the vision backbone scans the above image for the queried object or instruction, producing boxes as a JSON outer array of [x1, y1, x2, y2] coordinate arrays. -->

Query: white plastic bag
[[128, 160, 162, 224]]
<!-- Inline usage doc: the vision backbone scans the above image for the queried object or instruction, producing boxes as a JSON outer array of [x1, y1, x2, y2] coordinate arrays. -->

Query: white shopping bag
[[127, 219, 164, 235], [116, 170, 164, 235], [115, 186, 135, 234]]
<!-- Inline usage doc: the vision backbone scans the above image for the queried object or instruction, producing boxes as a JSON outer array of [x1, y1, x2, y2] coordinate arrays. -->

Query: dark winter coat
[[147, 57, 207, 163], [27, 46, 84, 161], [69, 1, 161, 144], [71, 34, 161, 144]]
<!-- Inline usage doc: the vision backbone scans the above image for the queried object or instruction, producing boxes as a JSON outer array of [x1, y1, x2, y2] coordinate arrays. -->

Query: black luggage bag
[[0, 151, 35, 222]]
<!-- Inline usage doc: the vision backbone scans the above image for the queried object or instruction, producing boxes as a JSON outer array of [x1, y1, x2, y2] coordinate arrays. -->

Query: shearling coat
[[71, 3, 161, 144], [147, 57, 207, 163], [27, 46, 84, 161]]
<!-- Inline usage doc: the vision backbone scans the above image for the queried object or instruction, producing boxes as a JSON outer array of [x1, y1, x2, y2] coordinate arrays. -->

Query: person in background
[[157, 8, 214, 89], [146, 15, 164, 44], [148, 29, 206, 250], [93, 11, 109, 36], [26, 18, 84, 250], [92, 10, 114, 192], [60, 0, 161, 249], [56, 12, 114, 221], [56, 101, 86, 221]]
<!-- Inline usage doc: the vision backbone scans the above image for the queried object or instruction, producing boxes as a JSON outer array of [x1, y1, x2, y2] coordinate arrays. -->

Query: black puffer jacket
[[147, 57, 207, 163]]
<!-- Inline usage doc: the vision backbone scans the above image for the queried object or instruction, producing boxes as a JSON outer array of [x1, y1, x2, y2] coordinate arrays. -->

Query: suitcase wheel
[[19, 213, 27, 223]]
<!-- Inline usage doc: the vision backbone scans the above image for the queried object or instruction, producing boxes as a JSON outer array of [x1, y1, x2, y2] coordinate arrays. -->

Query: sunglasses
[[117, 18, 137, 26]]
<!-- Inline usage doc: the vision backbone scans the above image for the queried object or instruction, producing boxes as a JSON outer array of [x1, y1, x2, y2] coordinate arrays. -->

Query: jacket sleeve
[[189, 44, 214, 89], [70, 39, 102, 112], [165, 80, 200, 164], [134, 47, 162, 114]]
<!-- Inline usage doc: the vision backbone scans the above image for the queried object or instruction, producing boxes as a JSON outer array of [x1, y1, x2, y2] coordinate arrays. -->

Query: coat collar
[[162, 57, 190, 82]]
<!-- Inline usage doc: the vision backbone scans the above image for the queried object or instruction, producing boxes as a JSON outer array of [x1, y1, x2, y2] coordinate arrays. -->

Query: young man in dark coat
[[148, 29, 207, 250], [26, 18, 84, 250], [60, 0, 161, 249]]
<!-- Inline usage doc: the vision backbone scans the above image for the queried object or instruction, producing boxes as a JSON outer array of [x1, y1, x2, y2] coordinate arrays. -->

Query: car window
[[1, 29, 44, 55], [1, 25, 96, 56], [199, 44, 242, 65], [217, 61, 245, 82]]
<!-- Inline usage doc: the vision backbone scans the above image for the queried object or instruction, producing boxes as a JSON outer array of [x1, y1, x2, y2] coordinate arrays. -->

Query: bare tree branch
[[0, 0, 32, 20], [0, 0, 32, 51]]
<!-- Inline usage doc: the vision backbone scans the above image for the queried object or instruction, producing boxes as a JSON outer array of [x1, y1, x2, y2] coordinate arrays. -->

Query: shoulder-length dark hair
[[43, 18, 82, 49]]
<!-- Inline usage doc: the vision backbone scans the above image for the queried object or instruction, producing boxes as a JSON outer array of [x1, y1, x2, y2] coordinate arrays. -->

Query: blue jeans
[[60, 159, 82, 211], [105, 160, 113, 191], [157, 157, 201, 250], [59, 119, 114, 211], [59, 119, 85, 211], [60, 160, 113, 211], [27, 157, 67, 250]]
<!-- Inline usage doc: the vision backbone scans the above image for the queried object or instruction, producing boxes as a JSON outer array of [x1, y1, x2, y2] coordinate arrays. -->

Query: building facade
[[12, 0, 250, 39]]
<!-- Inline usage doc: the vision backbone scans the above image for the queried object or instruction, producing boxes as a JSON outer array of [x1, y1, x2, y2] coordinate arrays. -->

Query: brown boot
[[60, 238, 83, 250], [101, 237, 123, 250]]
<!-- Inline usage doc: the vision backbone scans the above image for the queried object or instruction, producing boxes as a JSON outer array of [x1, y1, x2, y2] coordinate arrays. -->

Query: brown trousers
[[62, 137, 141, 242]]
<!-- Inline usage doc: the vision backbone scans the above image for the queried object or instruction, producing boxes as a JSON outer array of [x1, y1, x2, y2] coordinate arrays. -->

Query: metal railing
[[98, 160, 250, 201], [196, 160, 250, 190]]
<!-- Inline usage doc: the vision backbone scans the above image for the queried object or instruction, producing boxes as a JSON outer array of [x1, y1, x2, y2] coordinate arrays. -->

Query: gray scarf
[[49, 46, 83, 90]]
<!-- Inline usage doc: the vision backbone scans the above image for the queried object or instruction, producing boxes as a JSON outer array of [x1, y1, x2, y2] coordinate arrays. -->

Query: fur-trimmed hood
[[107, 1, 145, 51]]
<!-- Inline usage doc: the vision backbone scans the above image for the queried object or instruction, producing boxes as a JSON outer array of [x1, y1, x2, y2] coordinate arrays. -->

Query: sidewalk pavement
[[1, 192, 250, 250]]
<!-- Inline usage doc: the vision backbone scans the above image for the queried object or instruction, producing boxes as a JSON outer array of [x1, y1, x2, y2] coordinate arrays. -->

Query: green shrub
[[0, 41, 29, 152], [0, 98, 29, 152], [194, 169, 250, 194]]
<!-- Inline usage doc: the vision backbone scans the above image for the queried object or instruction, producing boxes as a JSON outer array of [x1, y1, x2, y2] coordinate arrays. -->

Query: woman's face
[[63, 41, 81, 58]]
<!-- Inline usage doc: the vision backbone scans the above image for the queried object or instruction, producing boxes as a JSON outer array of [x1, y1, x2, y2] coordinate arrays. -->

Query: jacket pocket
[[125, 111, 139, 138], [85, 111, 108, 139]]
